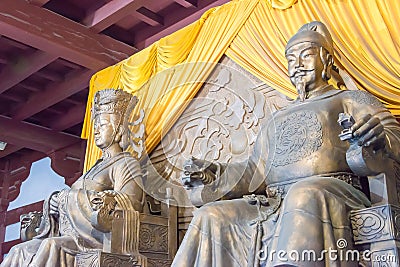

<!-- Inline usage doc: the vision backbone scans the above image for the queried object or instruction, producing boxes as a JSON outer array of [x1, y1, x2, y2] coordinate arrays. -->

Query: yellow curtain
[[226, 0, 400, 113], [82, 0, 259, 171], [82, 0, 400, 172]]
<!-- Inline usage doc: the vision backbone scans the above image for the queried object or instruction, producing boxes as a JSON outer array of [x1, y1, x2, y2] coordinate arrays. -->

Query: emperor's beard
[[295, 77, 306, 102]]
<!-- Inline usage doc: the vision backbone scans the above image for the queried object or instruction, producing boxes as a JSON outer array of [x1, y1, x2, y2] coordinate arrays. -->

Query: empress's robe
[[1, 152, 143, 267], [172, 88, 400, 267]]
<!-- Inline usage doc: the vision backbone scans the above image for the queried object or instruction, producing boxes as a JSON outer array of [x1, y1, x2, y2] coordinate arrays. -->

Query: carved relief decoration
[[348, 90, 385, 108], [139, 223, 168, 253], [128, 109, 146, 159], [76, 252, 99, 267], [272, 110, 323, 167], [144, 56, 290, 207], [350, 205, 400, 245], [101, 253, 140, 267], [76, 251, 143, 267], [147, 258, 172, 267]]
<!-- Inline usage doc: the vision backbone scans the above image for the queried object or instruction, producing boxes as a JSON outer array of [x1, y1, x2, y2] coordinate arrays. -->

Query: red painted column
[[0, 162, 10, 262]]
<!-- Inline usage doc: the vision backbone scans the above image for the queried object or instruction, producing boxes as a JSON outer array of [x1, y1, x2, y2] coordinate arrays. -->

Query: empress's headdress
[[285, 21, 334, 56], [92, 89, 137, 120], [92, 89, 139, 151]]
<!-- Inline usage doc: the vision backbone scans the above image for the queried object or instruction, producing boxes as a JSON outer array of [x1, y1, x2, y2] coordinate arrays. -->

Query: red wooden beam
[[0, 115, 82, 157], [7, 151, 44, 174], [83, 0, 165, 33], [35, 69, 64, 82], [0, 54, 8, 65], [0, 51, 57, 94], [11, 69, 94, 121], [1, 93, 26, 103], [26, 0, 51, 6], [174, 0, 198, 8], [6, 201, 44, 225], [136, 7, 164, 27], [0, 36, 31, 50], [7, 167, 32, 203], [0, 0, 134, 70], [58, 59, 82, 70], [2, 146, 83, 200], [50, 148, 84, 182], [19, 82, 41, 92], [50, 104, 86, 131], [134, 0, 230, 49], [0, 145, 22, 159]]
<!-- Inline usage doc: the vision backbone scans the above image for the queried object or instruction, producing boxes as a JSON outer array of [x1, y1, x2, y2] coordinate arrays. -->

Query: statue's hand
[[181, 157, 219, 189], [98, 190, 118, 198], [20, 211, 43, 241], [90, 191, 118, 232], [351, 114, 386, 150], [49, 193, 59, 217]]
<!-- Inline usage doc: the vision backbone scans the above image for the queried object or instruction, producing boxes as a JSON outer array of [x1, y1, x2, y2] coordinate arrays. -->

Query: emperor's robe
[[172, 88, 400, 267]]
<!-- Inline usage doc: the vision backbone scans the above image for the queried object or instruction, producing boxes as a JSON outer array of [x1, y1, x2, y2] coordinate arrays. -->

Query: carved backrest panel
[[143, 56, 290, 207]]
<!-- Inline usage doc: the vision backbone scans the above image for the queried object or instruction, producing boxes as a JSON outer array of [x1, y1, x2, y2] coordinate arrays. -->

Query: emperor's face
[[93, 113, 116, 149], [286, 42, 326, 92]]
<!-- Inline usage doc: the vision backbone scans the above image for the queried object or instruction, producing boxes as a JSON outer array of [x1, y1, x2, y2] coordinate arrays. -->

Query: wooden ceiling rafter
[[82, 0, 149, 34], [134, 0, 230, 49], [136, 7, 164, 27], [0, 36, 32, 51], [0, 0, 135, 70], [0, 0, 236, 220], [0, 145, 22, 159], [0, 115, 82, 158], [19, 82, 42, 93], [34, 69, 64, 83], [27, 0, 51, 6], [11, 69, 95, 121], [174, 0, 198, 8], [49, 104, 87, 131], [1, 93, 26, 103], [0, 52, 57, 95]]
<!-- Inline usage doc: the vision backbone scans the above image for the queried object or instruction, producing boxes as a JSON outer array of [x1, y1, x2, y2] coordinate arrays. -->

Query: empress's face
[[93, 113, 115, 149], [286, 42, 325, 91]]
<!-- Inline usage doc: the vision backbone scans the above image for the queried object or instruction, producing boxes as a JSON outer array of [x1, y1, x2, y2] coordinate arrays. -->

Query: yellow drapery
[[82, 0, 400, 171], [226, 0, 400, 113], [82, 0, 259, 171]]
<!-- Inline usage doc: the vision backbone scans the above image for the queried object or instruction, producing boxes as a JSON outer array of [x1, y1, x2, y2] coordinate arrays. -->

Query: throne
[[349, 158, 400, 267], [17, 56, 395, 267], [19, 191, 178, 267], [151, 56, 400, 266]]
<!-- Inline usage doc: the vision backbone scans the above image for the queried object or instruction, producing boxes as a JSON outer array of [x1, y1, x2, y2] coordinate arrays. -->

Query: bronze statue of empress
[[1, 89, 144, 267]]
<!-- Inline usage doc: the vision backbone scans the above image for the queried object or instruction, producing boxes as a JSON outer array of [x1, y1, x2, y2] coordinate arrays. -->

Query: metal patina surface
[[173, 21, 400, 266], [1, 89, 146, 267]]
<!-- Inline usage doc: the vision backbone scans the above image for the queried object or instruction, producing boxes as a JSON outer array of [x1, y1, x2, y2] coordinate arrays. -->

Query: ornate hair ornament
[[285, 21, 334, 56], [92, 89, 138, 120]]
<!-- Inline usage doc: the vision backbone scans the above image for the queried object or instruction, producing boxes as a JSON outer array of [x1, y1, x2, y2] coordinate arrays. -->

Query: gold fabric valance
[[82, 0, 400, 171]]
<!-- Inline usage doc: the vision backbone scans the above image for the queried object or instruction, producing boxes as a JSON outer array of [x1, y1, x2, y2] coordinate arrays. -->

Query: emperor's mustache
[[289, 68, 315, 79]]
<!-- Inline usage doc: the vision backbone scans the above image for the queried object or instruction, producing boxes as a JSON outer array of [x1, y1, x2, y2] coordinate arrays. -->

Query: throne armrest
[[19, 211, 43, 241], [349, 160, 400, 266], [365, 160, 400, 206]]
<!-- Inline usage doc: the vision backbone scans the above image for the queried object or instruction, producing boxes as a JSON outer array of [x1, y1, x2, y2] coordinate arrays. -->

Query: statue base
[[76, 251, 147, 267]]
